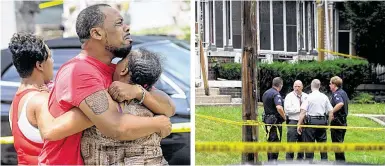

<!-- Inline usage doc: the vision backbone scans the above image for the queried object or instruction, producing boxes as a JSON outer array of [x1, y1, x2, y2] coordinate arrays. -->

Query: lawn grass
[[349, 103, 385, 114], [195, 105, 385, 165]]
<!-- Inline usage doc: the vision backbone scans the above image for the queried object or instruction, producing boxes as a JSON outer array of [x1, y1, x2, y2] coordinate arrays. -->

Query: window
[[286, 1, 297, 52], [199, 1, 206, 43], [259, 0, 297, 52], [298, 1, 316, 52], [273, 1, 284, 51], [259, 1, 271, 50], [337, 9, 351, 54], [226, 1, 232, 46], [209, 1, 215, 45], [232, 1, 242, 49], [215, 1, 224, 48], [2, 49, 80, 82]]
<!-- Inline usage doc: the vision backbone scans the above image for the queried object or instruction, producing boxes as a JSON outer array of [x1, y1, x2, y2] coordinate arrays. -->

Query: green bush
[[218, 63, 242, 80], [352, 92, 376, 104], [217, 59, 370, 99]]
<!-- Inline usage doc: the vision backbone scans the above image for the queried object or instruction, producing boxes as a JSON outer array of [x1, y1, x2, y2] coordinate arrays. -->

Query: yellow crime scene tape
[[318, 48, 365, 60], [0, 123, 190, 145], [39, 0, 63, 9], [196, 142, 385, 153], [171, 122, 191, 133], [196, 114, 385, 131]]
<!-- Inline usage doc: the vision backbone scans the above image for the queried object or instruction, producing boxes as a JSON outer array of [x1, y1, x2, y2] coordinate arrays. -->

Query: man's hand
[[108, 81, 142, 102], [329, 113, 334, 123], [297, 126, 302, 135], [154, 115, 172, 138]]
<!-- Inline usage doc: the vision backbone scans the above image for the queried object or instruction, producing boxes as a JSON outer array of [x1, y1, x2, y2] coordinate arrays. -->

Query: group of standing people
[[9, 4, 175, 165], [262, 76, 349, 162]]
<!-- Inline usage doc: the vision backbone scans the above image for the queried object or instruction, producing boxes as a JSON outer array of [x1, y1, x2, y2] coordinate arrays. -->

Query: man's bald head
[[311, 79, 321, 91], [293, 80, 303, 94]]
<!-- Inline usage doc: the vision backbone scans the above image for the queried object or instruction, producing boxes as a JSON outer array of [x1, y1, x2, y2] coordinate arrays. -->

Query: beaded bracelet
[[138, 85, 146, 104]]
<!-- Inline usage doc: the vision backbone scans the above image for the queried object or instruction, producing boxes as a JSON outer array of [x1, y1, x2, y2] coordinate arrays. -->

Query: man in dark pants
[[297, 79, 333, 161], [262, 77, 286, 161], [329, 76, 349, 162], [284, 80, 307, 160]]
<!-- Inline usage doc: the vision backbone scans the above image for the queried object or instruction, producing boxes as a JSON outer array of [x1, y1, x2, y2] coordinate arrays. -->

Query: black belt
[[309, 116, 326, 119]]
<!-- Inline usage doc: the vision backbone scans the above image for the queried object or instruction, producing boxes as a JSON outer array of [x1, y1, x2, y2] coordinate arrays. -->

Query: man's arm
[[332, 103, 344, 113], [283, 94, 296, 116], [276, 106, 285, 120], [35, 93, 93, 141], [297, 109, 306, 135], [274, 94, 286, 120], [145, 88, 176, 117], [8, 104, 13, 131], [331, 93, 344, 113], [108, 81, 175, 117], [78, 90, 172, 140], [325, 99, 334, 123]]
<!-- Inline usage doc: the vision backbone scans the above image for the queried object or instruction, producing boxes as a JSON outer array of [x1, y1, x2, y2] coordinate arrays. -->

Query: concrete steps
[[196, 88, 220, 96], [195, 95, 232, 104], [195, 88, 232, 104]]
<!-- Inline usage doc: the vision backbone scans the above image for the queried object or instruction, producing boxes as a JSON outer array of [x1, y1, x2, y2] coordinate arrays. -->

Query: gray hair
[[127, 48, 163, 91], [311, 79, 321, 89], [272, 77, 283, 88]]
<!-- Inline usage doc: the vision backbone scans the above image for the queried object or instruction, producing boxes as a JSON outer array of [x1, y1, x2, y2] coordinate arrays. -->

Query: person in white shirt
[[284, 80, 307, 160], [297, 79, 333, 161]]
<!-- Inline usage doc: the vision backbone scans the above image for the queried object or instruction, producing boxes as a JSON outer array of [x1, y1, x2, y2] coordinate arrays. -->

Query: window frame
[[258, 0, 299, 54]]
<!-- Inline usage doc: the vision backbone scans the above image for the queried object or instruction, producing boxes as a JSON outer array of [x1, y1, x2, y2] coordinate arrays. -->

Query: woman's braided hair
[[127, 48, 163, 91]]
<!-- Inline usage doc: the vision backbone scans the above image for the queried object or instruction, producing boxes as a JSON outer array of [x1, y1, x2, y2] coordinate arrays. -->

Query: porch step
[[195, 95, 232, 104], [195, 88, 220, 96]]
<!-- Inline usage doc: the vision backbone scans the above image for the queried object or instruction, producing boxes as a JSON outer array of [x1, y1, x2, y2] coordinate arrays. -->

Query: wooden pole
[[241, 1, 259, 164], [200, 34, 210, 96], [317, 0, 325, 61], [198, 3, 210, 96]]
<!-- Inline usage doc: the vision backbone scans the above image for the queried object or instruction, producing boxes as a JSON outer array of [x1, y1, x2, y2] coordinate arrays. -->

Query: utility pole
[[317, 0, 325, 61], [199, 1, 210, 95], [241, 1, 259, 164]]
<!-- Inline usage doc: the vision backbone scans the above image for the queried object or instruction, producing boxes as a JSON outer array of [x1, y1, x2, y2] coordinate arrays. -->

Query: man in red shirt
[[38, 4, 175, 165]]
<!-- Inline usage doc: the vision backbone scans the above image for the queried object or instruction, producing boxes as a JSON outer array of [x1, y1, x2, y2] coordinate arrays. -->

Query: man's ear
[[120, 67, 129, 76], [90, 27, 104, 40], [36, 61, 43, 71]]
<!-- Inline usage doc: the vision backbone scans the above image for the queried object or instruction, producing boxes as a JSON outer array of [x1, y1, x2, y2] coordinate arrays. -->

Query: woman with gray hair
[[81, 48, 173, 165]]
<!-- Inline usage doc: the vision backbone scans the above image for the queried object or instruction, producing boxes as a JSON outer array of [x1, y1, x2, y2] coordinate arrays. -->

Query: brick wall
[[219, 87, 241, 98], [208, 56, 234, 80]]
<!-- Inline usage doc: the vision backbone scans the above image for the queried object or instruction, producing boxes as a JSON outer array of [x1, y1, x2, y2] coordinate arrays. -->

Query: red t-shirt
[[38, 55, 115, 165]]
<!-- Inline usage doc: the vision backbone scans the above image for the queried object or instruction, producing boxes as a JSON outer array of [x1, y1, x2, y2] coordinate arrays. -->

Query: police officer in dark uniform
[[329, 76, 349, 162], [262, 77, 286, 161], [297, 79, 333, 161]]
